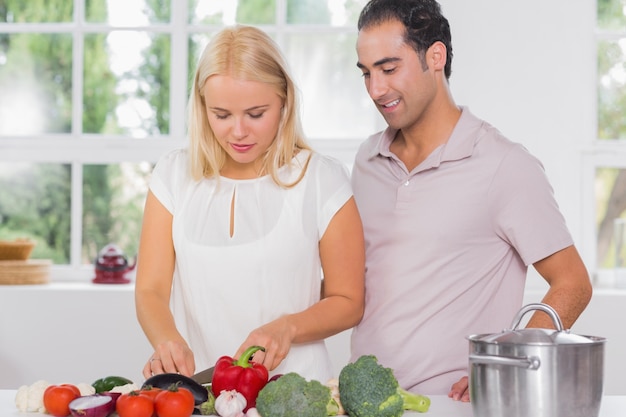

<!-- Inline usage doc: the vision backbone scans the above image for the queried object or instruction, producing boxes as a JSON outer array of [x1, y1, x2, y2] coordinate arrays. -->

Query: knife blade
[[191, 366, 215, 384]]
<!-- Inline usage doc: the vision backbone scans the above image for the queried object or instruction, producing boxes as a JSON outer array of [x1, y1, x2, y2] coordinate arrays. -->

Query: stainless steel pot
[[468, 303, 606, 417]]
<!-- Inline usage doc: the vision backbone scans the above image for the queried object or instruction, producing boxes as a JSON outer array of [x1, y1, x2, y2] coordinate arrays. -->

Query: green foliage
[[255, 372, 334, 417], [0, 164, 71, 263], [1, 1, 74, 134], [83, 165, 115, 259], [597, 40, 626, 140], [83, 33, 119, 133], [82, 163, 148, 263], [343, 0, 365, 24], [0, 0, 144, 265], [0, 0, 72, 23], [85, 0, 108, 22], [287, 0, 330, 24], [140, 0, 172, 134], [597, 0, 626, 31], [143, 0, 170, 24], [236, 0, 276, 25]]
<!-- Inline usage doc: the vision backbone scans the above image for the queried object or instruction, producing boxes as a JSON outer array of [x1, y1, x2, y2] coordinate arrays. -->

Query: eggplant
[[142, 373, 209, 405]]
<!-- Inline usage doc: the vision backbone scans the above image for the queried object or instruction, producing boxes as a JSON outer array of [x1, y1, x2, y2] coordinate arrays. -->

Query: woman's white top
[[149, 148, 352, 382]]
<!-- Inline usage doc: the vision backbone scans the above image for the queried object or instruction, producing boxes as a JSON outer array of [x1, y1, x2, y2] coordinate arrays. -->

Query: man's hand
[[448, 376, 470, 402]]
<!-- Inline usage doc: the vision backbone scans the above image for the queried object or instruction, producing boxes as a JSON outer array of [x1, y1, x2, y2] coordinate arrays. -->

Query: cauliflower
[[15, 380, 100, 413], [108, 382, 139, 394], [325, 378, 344, 415], [14, 380, 51, 413], [76, 382, 96, 396]]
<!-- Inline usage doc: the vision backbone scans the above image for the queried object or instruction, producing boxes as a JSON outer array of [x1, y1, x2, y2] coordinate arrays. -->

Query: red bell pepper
[[211, 345, 269, 411]]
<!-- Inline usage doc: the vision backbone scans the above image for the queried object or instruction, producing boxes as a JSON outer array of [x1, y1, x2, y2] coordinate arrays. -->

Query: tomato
[[43, 384, 81, 417], [116, 391, 155, 417], [140, 386, 163, 401], [154, 386, 195, 417]]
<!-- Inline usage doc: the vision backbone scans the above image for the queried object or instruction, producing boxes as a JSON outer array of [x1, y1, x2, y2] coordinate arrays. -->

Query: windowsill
[[3, 279, 626, 296], [591, 269, 626, 291], [0, 281, 135, 291], [524, 286, 626, 297]]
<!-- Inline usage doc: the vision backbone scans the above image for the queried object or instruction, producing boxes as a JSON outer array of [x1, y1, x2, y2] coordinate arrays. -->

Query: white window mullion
[[73, 0, 85, 136], [581, 151, 598, 282], [169, 0, 188, 140], [274, 0, 287, 47], [71, 0, 85, 268], [71, 161, 84, 269]]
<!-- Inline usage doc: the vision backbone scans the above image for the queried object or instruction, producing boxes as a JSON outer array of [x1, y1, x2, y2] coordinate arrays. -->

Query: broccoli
[[255, 372, 341, 417], [338, 355, 430, 417], [197, 387, 216, 415]]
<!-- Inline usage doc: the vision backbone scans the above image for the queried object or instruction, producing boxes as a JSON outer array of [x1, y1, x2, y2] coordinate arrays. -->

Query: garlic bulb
[[215, 389, 247, 417]]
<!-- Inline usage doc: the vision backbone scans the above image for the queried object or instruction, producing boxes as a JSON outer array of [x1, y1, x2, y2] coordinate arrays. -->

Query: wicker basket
[[0, 259, 51, 285], [0, 239, 36, 261]]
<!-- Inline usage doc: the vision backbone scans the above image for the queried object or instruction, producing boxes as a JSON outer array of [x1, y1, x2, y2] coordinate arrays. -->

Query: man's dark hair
[[358, 0, 453, 79]]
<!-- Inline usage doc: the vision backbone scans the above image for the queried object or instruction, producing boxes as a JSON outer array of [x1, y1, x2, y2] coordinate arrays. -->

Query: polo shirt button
[[404, 180, 409, 186]]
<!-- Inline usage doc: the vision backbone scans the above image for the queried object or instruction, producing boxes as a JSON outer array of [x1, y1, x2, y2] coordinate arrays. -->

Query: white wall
[[0, 284, 152, 389], [439, 0, 595, 287]]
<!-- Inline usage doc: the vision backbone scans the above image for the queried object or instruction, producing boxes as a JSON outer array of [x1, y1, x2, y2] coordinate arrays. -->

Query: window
[[0, 0, 380, 280], [588, 0, 626, 281]]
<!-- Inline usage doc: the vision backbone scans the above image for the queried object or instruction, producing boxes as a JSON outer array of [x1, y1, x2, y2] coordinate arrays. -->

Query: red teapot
[[92, 243, 136, 284]]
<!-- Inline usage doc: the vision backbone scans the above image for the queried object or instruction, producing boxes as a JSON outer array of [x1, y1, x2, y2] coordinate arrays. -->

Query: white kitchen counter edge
[[1, 391, 625, 416]]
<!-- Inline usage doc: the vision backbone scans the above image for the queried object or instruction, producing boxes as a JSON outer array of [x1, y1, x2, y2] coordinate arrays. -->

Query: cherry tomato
[[154, 385, 195, 417], [43, 384, 81, 417], [116, 391, 155, 417]]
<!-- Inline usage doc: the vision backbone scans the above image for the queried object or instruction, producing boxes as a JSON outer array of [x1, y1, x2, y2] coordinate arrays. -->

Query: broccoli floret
[[197, 387, 216, 415], [338, 355, 430, 417], [255, 372, 339, 417]]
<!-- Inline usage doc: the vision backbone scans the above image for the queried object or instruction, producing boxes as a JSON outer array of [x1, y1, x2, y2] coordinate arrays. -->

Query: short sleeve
[[149, 148, 189, 214], [490, 145, 573, 265], [309, 154, 353, 238]]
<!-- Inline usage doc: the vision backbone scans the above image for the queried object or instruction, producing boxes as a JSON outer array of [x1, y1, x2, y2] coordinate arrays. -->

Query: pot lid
[[475, 328, 594, 345], [471, 303, 596, 345]]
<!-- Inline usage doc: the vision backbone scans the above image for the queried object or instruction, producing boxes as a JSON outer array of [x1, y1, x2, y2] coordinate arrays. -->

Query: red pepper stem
[[235, 345, 265, 368]]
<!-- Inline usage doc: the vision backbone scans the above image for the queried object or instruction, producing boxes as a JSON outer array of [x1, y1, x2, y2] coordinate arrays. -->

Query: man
[[349, 0, 592, 402]]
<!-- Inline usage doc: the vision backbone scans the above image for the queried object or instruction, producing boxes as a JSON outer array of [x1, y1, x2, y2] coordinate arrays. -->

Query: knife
[[191, 366, 215, 385]]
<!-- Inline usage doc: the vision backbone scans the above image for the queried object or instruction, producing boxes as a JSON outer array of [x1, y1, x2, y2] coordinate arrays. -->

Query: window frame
[[0, 0, 376, 281], [585, 7, 626, 284], [14, 1, 618, 284]]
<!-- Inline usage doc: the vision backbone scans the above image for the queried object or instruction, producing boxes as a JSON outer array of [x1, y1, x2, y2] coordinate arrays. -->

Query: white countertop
[[2, 390, 625, 416]]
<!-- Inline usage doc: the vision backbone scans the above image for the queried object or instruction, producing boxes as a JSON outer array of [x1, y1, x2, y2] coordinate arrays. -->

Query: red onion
[[69, 394, 114, 417]]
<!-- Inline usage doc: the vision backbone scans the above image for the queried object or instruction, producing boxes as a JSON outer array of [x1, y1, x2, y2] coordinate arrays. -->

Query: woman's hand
[[142, 340, 196, 378], [231, 197, 365, 373], [233, 316, 295, 372]]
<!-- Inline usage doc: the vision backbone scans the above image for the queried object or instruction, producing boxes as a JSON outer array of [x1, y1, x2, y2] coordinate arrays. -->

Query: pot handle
[[469, 354, 541, 370], [509, 303, 564, 331]]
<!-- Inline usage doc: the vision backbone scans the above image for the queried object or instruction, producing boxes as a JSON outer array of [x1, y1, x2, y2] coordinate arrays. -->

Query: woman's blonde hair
[[188, 25, 311, 187]]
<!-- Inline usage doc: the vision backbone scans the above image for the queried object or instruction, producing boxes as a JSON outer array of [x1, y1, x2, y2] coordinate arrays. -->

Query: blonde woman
[[135, 25, 365, 383]]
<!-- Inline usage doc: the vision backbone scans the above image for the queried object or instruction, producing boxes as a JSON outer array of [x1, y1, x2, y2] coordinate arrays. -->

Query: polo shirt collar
[[367, 106, 481, 166]]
